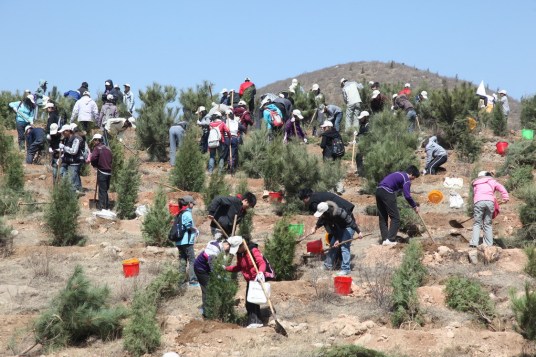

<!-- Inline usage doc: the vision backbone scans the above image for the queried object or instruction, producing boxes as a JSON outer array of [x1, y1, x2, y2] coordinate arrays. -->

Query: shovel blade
[[274, 319, 288, 337], [448, 220, 465, 229], [89, 200, 98, 209]]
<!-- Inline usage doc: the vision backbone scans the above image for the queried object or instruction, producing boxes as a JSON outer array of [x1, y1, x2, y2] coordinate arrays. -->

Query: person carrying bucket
[[309, 201, 363, 276]]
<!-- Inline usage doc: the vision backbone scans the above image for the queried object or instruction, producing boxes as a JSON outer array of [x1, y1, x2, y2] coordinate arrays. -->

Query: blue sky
[[1, 0, 534, 104]]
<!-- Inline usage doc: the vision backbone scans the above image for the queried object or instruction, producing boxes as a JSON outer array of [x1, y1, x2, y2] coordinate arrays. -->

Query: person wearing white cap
[[123, 83, 135, 114], [498, 89, 510, 118], [90, 133, 113, 210], [321, 104, 343, 132], [370, 90, 387, 113], [169, 120, 188, 166], [97, 94, 118, 129], [319, 120, 345, 160], [104, 117, 137, 143], [207, 111, 231, 174], [9, 95, 37, 150], [238, 77, 256, 113], [44, 102, 61, 132], [310, 201, 363, 275], [288, 78, 303, 94], [224, 235, 274, 328], [224, 109, 246, 172], [47, 123, 63, 181], [418, 91, 428, 102], [101, 79, 120, 104], [469, 171, 509, 248], [393, 94, 417, 132], [71, 91, 99, 133], [340, 78, 363, 130], [24, 125, 46, 164], [59, 124, 84, 192], [195, 106, 211, 152], [310, 84, 326, 132], [284, 109, 307, 143], [113, 84, 124, 103], [219, 88, 231, 106]]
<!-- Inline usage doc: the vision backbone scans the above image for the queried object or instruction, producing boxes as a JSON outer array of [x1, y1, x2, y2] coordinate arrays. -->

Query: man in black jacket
[[90, 134, 113, 210], [24, 125, 46, 164], [207, 192, 256, 239], [298, 189, 355, 216]]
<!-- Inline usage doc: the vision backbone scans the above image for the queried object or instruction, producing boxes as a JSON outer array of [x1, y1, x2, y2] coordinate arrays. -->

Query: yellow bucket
[[428, 190, 444, 204], [467, 117, 477, 131]]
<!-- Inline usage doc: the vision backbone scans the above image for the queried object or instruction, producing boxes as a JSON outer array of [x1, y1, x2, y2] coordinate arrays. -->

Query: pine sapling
[[204, 254, 238, 322], [0, 218, 13, 257], [264, 217, 297, 281], [116, 157, 141, 219], [45, 177, 81, 246], [202, 169, 229, 208], [108, 137, 125, 192], [142, 187, 173, 247], [169, 128, 206, 192]]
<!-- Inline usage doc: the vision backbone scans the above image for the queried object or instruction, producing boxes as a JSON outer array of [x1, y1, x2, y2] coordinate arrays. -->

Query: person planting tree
[[207, 192, 256, 240], [309, 201, 363, 276], [375, 165, 420, 246], [24, 125, 46, 164], [423, 136, 448, 175], [298, 189, 355, 217], [207, 112, 230, 174], [284, 109, 307, 143]]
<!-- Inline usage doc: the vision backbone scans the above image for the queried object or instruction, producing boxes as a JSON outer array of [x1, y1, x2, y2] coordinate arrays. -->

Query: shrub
[[510, 283, 536, 340], [520, 94, 536, 130], [358, 110, 419, 192], [398, 197, 421, 237], [34, 265, 127, 351], [391, 241, 427, 327], [238, 210, 254, 239], [45, 177, 81, 246], [204, 253, 239, 323], [0, 187, 20, 215], [136, 83, 178, 161], [0, 91, 19, 129], [445, 276, 495, 324], [239, 128, 270, 179], [519, 185, 536, 227], [108, 136, 125, 193], [142, 187, 173, 247], [178, 80, 215, 123], [264, 217, 297, 281], [169, 128, 206, 192], [0, 218, 13, 257], [116, 157, 140, 219], [490, 102, 508, 136], [317, 344, 390, 357], [202, 169, 229, 208], [505, 166, 533, 192], [455, 129, 482, 163], [316, 160, 344, 193], [500, 141, 536, 175], [524, 247, 536, 278], [123, 265, 183, 356], [262, 138, 286, 190]]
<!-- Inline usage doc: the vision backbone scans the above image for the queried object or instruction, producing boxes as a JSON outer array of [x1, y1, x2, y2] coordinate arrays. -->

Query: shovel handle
[[322, 233, 372, 253], [210, 217, 230, 239], [18, 202, 50, 205], [155, 181, 185, 193], [417, 213, 436, 243]]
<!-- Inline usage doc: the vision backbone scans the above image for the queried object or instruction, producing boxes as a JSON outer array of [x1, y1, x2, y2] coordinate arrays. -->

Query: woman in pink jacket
[[469, 171, 509, 247], [225, 237, 274, 329]]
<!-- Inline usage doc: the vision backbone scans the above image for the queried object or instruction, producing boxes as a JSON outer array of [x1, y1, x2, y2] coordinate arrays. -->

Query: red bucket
[[496, 142, 508, 156], [334, 276, 352, 295], [307, 239, 323, 254], [122, 258, 140, 278], [268, 192, 283, 202], [168, 203, 179, 216]]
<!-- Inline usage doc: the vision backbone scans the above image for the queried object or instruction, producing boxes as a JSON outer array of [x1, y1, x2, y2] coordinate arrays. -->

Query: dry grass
[[24, 248, 56, 280], [355, 262, 393, 310]]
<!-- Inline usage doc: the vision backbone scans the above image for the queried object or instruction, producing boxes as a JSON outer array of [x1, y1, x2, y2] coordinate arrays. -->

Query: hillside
[[258, 60, 521, 129]]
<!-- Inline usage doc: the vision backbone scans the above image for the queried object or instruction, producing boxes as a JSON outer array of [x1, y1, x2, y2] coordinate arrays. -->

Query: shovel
[[89, 179, 98, 209], [449, 217, 473, 229], [322, 233, 372, 253], [417, 212, 436, 243], [154, 181, 185, 193]]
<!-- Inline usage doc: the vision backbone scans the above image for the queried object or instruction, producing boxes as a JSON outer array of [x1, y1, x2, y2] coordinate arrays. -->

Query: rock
[[361, 320, 376, 329], [437, 246, 452, 257], [340, 324, 358, 337], [446, 330, 455, 338], [313, 343, 324, 348], [478, 246, 502, 264], [478, 270, 492, 277], [38, 174, 46, 180], [146, 246, 163, 255], [354, 333, 372, 345], [100, 242, 110, 248], [99, 227, 108, 234], [217, 339, 222, 343], [293, 323, 308, 333], [468, 250, 478, 264], [10, 230, 18, 237]]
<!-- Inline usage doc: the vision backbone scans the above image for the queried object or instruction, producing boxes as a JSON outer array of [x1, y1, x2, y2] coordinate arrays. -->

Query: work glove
[[59, 143, 65, 149], [48, 147, 53, 153], [422, 169, 426, 175], [353, 131, 358, 137], [303, 138, 308, 144], [291, 118, 295, 122], [221, 265, 227, 270], [256, 272, 265, 282]]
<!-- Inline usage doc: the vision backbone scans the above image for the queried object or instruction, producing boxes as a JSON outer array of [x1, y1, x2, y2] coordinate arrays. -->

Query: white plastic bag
[[443, 177, 464, 189], [247, 280, 270, 304], [449, 191, 464, 209], [135, 205, 148, 217]]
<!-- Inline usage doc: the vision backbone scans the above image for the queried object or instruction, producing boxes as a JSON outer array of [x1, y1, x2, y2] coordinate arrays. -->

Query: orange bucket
[[307, 239, 323, 254], [268, 192, 283, 202], [168, 203, 179, 216], [334, 276, 352, 295], [496, 142, 508, 156], [122, 258, 140, 278], [428, 190, 444, 204]]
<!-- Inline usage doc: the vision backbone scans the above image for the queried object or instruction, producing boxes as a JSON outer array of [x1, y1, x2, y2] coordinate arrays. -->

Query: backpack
[[208, 123, 222, 148], [249, 243, 276, 280], [331, 136, 345, 158], [266, 108, 283, 127], [168, 211, 188, 243]]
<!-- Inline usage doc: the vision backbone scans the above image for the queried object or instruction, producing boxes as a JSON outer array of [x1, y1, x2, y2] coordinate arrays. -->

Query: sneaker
[[246, 323, 263, 329], [382, 239, 398, 246], [189, 282, 200, 287], [469, 245, 477, 248], [337, 270, 350, 276]]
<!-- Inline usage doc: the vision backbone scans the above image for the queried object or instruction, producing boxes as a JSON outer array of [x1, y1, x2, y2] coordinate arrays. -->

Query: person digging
[[207, 192, 257, 240]]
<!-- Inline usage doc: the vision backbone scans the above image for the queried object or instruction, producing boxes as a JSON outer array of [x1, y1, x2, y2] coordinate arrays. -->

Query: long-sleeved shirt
[[197, 114, 211, 127], [225, 246, 267, 282], [175, 208, 196, 246], [104, 118, 130, 140], [98, 103, 118, 127], [425, 136, 447, 166], [341, 81, 362, 105], [209, 120, 231, 142], [9, 101, 35, 124], [394, 95, 414, 112], [378, 171, 417, 208], [90, 142, 112, 174], [500, 96, 510, 117], [263, 104, 283, 129], [194, 241, 224, 273], [71, 96, 99, 123], [307, 192, 355, 214], [27, 128, 46, 146], [284, 119, 305, 140], [315, 201, 360, 233], [123, 91, 135, 113], [472, 177, 509, 204], [324, 105, 342, 119], [207, 195, 244, 234]]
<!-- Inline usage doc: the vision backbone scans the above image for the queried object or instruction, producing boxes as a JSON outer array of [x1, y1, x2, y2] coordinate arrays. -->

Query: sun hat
[[498, 89, 507, 95], [220, 88, 228, 94], [320, 120, 333, 128], [227, 236, 243, 255], [195, 106, 206, 114], [292, 109, 304, 119], [49, 123, 59, 135], [124, 83, 131, 87], [237, 100, 247, 106], [420, 91, 428, 99], [314, 202, 329, 217], [91, 133, 103, 141], [26, 95, 35, 104], [358, 111, 370, 119], [58, 124, 72, 133], [372, 90, 381, 99]]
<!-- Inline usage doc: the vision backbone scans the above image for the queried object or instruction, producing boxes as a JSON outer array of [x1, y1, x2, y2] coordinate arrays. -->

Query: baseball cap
[[220, 88, 228, 94], [368, 81, 374, 86], [49, 123, 59, 135], [311, 84, 319, 91], [195, 106, 206, 114], [24, 125, 32, 132], [478, 171, 493, 177], [320, 120, 333, 128], [392, 93, 398, 99], [498, 89, 507, 95], [314, 202, 329, 217], [237, 100, 247, 106], [212, 111, 222, 117], [227, 236, 243, 255], [181, 195, 196, 205], [291, 78, 298, 84], [44, 102, 55, 109], [292, 109, 304, 119], [340, 78, 347, 84], [91, 133, 103, 141], [114, 84, 119, 89], [372, 90, 380, 99], [105, 81, 111, 86], [420, 91, 428, 99], [83, 91, 90, 96], [358, 111, 370, 119], [245, 77, 250, 81], [124, 83, 131, 87], [404, 83, 411, 88]]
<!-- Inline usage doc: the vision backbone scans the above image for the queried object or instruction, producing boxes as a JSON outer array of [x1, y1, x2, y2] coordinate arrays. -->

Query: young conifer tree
[[520, 94, 536, 130], [204, 254, 238, 322], [202, 169, 229, 208], [178, 80, 216, 122], [264, 217, 296, 281], [136, 83, 178, 162], [142, 187, 173, 247], [116, 157, 141, 219], [490, 102, 507, 136], [169, 128, 205, 192], [108, 136, 125, 192], [45, 177, 81, 246]]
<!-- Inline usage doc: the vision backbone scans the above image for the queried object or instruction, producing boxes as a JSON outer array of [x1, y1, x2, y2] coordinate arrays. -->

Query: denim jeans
[[177, 244, 198, 284], [16, 122, 27, 150], [68, 164, 82, 191], [471, 200, 494, 246], [333, 112, 343, 132], [407, 109, 417, 132], [324, 227, 354, 272], [345, 103, 360, 130], [169, 125, 185, 166], [208, 146, 224, 174]]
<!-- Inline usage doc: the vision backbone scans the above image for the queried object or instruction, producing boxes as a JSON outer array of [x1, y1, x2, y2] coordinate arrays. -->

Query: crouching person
[[424, 136, 447, 175], [224, 236, 275, 328], [310, 201, 363, 276]]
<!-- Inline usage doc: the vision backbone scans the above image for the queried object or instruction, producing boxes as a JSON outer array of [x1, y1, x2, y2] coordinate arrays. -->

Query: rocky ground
[[1, 128, 535, 357]]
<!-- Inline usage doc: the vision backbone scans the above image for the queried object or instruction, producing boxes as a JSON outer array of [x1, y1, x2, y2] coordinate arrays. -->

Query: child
[[172, 196, 199, 287]]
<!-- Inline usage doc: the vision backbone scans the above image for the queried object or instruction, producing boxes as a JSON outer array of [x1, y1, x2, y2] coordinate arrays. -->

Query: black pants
[[425, 155, 447, 175], [97, 171, 111, 209], [199, 129, 208, 153], [195, 269, 210, 316], [26, 140, 45, 164], [375, 188, 399, 242], [79, 121, 92, 133], [246, 281, 262, 325]]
